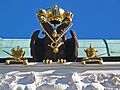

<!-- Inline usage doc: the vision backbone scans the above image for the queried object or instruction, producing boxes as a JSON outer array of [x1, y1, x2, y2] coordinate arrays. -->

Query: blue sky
[[0, 0, 120, 39]]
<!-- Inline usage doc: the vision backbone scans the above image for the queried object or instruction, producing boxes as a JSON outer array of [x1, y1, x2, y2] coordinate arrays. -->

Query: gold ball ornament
[[53, 47, 59, 53], [59, 8, 64, 16], [52, 31, 58, 38], [40, 9, 47, 16], [46, 9, 52, 18]]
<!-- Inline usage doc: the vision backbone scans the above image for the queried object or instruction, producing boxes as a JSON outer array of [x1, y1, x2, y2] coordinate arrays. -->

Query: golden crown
[[36, 4, 73, 24]]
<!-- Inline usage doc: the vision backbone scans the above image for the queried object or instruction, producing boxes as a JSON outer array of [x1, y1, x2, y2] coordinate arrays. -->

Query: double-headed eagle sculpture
[[30, 4, 79, 64]]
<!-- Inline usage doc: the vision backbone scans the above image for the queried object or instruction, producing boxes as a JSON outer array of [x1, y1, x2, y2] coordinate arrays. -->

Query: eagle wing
[[65, 30, 79, 62], [30, 30, 44, 62]]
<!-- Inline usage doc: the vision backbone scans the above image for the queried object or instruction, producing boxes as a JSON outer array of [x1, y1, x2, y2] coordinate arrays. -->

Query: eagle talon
[[43, 59, 52, 64], [57, 59, 66, 64]]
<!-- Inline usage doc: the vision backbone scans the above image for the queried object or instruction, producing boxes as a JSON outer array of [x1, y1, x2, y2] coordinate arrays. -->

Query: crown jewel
[[36, 4, 73, 24]]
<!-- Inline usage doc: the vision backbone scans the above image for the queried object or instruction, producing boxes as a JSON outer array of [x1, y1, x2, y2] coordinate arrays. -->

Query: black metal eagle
[[30, 4, 79, 62]]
